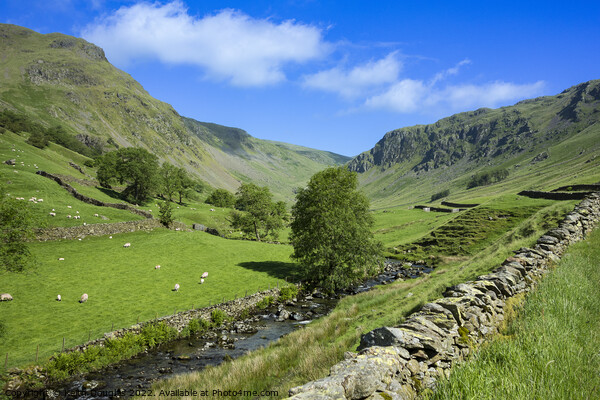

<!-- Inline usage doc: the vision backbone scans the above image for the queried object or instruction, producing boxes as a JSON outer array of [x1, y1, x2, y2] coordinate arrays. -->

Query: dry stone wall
[[36, 170, 153, 219], [288, 193, 600, 400]]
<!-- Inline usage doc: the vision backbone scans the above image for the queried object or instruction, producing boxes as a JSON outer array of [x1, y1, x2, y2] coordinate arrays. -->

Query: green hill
[[349, 80, 600, 207], [0, 24, 349, 203]]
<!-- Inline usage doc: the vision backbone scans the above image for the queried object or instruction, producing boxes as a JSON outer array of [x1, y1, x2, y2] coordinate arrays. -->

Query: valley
[[0, 22, 599, 400]]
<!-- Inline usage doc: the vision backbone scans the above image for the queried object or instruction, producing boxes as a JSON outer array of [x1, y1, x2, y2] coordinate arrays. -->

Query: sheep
[[201, 272, 209, 279], [49, 212, 56, 217], [155, 265, 161, 270], [57, 294, 61, 301], [0, 293, 13, 301], [67, 206, 72, 209], [67, 215, 72, 219], [173, 283, 180, 291], [200, 279, 204, 284], [38, 199, 43, 202], [58, 257, 64, 261], [79, 293, 88, 303], [123, 243, 131, 248], [94, 213, 99, 217], [109, 236, 113, 239]]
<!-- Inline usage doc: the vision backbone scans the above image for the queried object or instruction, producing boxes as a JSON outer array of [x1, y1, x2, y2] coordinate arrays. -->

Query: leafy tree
[[96, 147, 159, 204], [158, 200, 174, 227], [290, 167, 383, 293], [159, 163, 178, 201], [205, 188, 236, 208], [231, 183, 286, 241], [0, 186, 35, 272], [431, 189, 450, 202], [26, 130, 49, 149], [174, 167, 194, 204]]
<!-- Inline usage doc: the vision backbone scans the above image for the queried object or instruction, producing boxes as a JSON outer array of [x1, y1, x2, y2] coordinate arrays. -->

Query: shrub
[[211, 309, 228, 326], [430, 189, 450, 202], [278, 285, 298, 302], [205, 189, 236, 208], [256, 296, 274, 309], [467, 168, 509, 189]]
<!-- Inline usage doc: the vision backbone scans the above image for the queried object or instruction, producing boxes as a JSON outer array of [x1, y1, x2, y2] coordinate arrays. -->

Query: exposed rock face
[[288, 193, 600, 399]]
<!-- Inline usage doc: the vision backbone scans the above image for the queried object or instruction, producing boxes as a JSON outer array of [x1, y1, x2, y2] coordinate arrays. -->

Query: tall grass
[[428, 229, 600, 400]]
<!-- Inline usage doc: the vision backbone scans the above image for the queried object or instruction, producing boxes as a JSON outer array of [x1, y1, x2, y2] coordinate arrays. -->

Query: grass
[[0, 229, 296, 369], [428, 228, 600, 400], [150, 199, 572, 399]]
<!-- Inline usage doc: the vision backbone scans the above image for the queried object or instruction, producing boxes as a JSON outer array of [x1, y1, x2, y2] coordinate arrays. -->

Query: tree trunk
[[254, 220, 261, 241]]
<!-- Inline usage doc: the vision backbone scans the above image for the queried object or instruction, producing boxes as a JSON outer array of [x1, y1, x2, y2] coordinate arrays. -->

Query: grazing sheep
[[200, 279, 204, 284], [79, 293, 88, 303], [58, 257, 64, 261], [155, 265, 161, 270], [67, 206, 72, 209], [57, 294, 61, 301], [38, 199, 43, 202], [173, 284, 180, 291], [0, 293, 13, 301], [109, 236, 113, 239], [201, 272, 209, 279], [67, 215, 72, 219], [210, 208, 215, 212], [49, 212, 56, 217], [123, 243, 131, 248], [94, 213, 99, 217]]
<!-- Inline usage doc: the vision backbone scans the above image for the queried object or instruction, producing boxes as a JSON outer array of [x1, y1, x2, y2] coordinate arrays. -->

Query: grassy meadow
[[0, 229, 296, 368], [428, 228, 600, 400]]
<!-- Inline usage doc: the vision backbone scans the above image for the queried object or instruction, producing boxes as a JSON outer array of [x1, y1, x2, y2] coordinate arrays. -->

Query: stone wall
[[518, 190, 594, 200], [33, 219, 188, 241], [36, 170, 153, 219], [551, 184, 600, 192], [288, 193, 600, 400], [440, 201, 479, 208]]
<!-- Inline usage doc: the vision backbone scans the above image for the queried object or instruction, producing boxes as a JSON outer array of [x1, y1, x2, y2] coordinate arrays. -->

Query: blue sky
[[2, 1, 599, 156]]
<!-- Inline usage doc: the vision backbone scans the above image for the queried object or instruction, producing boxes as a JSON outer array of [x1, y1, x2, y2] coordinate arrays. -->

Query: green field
[[0, 229, 295, 368]]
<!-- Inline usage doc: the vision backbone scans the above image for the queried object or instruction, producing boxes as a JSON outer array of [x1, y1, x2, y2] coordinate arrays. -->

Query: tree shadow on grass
[[97, 186, 124, 202], [237, 261, 303, 282]]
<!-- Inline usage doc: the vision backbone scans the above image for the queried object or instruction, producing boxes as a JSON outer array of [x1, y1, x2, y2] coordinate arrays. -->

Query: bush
[[467, 168, 509, 189], [256, 296, 274, 309], [26, 130, 49, 149], [211, 309, 228, 326], [140, 322, 178, 348], [158, 200, 174, 227], [278, 285, 298, 302], [205, 189, 236, 208], [431, 189, 450, 202]]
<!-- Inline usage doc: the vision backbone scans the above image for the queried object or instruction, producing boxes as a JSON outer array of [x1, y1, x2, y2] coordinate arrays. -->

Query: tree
[[231, 183, 286, 241], [159, 163, 178, 201], [158, 200, 174, 227], [174, 167, 194, 204], [0, 186, 35, 272], [205, 188, 236, 208], [290, 167, 383, 293], [96, 147, 159, 204]]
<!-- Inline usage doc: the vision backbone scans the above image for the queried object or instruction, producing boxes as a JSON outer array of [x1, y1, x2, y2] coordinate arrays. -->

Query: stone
[[4, 159, 16, 165]]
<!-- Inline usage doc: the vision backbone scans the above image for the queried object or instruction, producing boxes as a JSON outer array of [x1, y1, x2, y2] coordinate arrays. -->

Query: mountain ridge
[[0, 23, 349, 202]]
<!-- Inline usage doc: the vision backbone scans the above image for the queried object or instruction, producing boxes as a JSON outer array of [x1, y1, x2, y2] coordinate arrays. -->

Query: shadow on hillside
[[237, 261, 303, 282], [97, 186, 124, 201]]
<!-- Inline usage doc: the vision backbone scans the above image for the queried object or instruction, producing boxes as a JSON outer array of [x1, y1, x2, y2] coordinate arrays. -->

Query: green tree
[[174, 167, 194, 204], [231, 183, 286, 241], [205, 188, 236, 208], [158, 200, 174, 228], [159, 163, 178, 201], [0, 187, 35, 272], [96, 147, 159, 204], [290, 167, 383, 293]]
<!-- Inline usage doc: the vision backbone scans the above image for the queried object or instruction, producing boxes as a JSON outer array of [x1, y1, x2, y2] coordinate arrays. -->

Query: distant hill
[[348, 80, 600, 207], [0, 24, 349, 202]]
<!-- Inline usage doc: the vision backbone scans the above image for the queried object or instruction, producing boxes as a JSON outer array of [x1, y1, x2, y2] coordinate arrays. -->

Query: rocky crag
[[288, 193, 600, 400]]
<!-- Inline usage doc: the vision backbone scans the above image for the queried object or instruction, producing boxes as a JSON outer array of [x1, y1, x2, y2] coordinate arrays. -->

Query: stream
[[44, 261, 431, 399]]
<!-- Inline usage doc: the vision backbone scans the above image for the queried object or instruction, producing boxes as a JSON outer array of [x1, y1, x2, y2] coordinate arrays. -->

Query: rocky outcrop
[[288, 193, 600, 400], [36, 170, 152, 218]]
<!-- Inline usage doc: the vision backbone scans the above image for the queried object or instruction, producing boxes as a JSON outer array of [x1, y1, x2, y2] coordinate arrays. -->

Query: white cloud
[[81, 1, 330, 86], [365, 61, 546, 114], [302, 52, 401, 98]]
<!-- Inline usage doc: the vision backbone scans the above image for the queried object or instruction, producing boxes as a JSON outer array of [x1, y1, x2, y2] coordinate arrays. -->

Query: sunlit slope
[[349, 80, 600, 208], [0, 24, 349, 202]]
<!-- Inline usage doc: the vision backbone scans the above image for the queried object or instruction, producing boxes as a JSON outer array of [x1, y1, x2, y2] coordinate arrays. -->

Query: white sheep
[[79, 293, 88, 303], [58, 257, 64, 261], [173, 283, 180, 291], [67, 215, 72, 219], [57, 294, 62, 301], [49, 212, 56, 217], [38, 199, 43, 202], [201, 272, 209, 279], [67, 206, 72, 209], [123, 243, 131, 248], [155, 265, 161, 270], [94, 213, 99, 217], [200, 279, 204, 284], [0, 293, 13, 301]]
